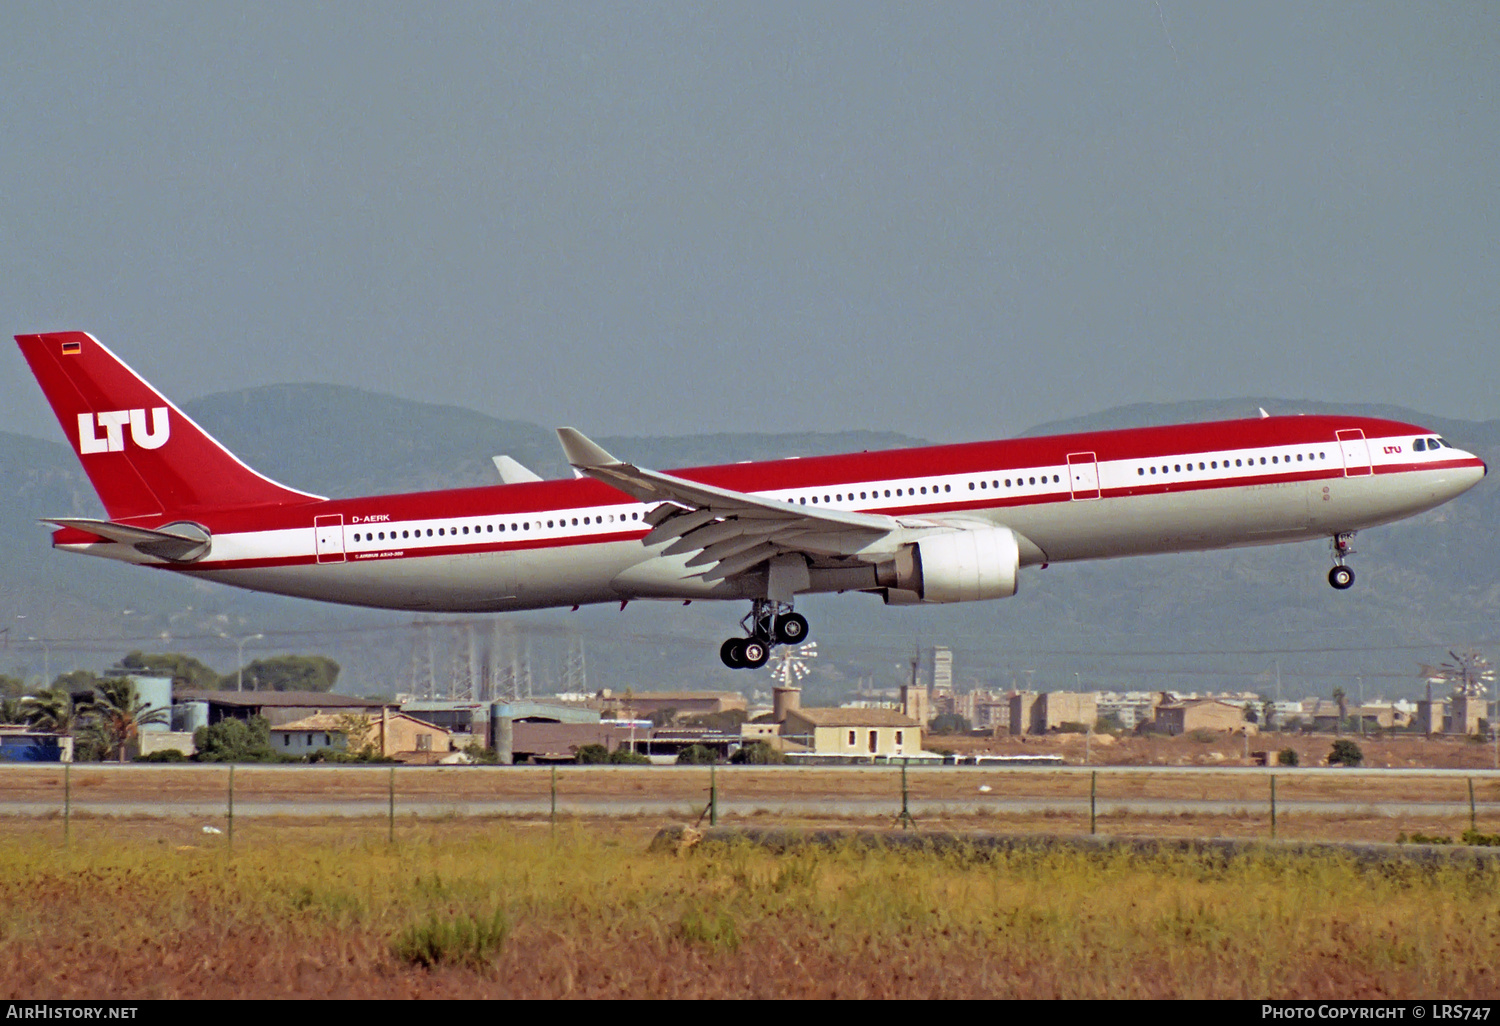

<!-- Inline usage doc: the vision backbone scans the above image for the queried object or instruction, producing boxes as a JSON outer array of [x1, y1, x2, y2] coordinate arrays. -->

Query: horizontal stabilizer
[[46, 518, 212, 563]]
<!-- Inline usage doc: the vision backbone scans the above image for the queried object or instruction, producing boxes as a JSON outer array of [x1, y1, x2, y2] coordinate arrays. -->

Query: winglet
[[492, 455, 544, 484], [556, 427, 622, 469]]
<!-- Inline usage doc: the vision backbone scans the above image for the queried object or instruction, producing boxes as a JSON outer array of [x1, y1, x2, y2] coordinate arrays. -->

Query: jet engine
[[877, 526, 1020, 603]]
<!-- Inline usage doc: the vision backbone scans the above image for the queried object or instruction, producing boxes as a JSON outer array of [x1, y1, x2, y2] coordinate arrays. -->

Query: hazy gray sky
[[4, 3, 1495, 446]]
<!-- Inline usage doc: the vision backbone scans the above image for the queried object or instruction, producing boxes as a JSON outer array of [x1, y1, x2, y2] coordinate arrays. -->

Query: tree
[[193, 715, 281, 763], [1242, 702, 1259, 725], [1262, 699, 1277, 731], [334, 713, 380, 759], [1332, 688, 1348, 736], [0, 675, 24, 700], [219, 655, 339, 692], [1328, 738, 1364, 767], [1276, 747, 1299, 767], [0, 698, 26, 725], [608, 748, 651, 764], [118, 650, 220, 690], [928, 713, 972, 735], [22, 688, 76, 734], [83, 678, 170, 763], [646, 707, 679, 729], [675, 744, 719, 765], [574, 743, 610, 765]]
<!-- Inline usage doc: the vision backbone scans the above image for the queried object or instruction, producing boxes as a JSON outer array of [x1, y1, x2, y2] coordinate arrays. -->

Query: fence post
[[710, 764, 718, 827], [550, 765, 557, 830], [1090, 770, 1097, 835], [63, 762, 70, 848], [388, 765, 396, 844], [1469, 777, 1477, 834], [1270, 773, 1277, 840], [227, 764, 235, 851]]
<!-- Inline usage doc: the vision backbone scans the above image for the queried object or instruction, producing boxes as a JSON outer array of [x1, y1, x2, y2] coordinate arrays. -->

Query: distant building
[[781, 708, 921, 758], [175, 690, 396, 727], [1153, 698, 1250, 735], [269, 710, 455, 762], [1009, 691, 1098, 735], [594, 690, 746, 720]]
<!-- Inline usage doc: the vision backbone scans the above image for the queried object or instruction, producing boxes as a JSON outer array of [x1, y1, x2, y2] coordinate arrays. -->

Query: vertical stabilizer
[[16, 331, 324, 520]]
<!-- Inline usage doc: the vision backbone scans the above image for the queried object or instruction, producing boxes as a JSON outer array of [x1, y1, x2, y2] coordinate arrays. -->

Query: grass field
[[3, 820, 1500, 998]]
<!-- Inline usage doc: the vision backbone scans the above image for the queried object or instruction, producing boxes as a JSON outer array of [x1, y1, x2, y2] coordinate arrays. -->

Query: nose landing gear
[[1328, 532, 1357, 590], [719, 598, 811, 669]]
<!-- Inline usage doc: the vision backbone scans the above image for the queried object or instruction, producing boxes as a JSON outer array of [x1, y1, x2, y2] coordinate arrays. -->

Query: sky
[[3, 3, 1496, 446]]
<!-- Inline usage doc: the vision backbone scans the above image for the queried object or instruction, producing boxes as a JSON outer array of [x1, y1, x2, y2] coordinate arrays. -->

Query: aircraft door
[[1336, 430, 1372, 477], [1067, 452, 1101, 499], [314, 514, 346, 563]]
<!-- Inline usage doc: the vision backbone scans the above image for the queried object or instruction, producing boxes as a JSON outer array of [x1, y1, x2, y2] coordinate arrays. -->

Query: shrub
[[1328, 739, 1364, 767], [574, 744, 610, 765], [193, 715, 285, 763], [730, 740, 787, 765], [675, 744, 719, 765], [1276, 748, 1299, 767], [136, 748, 187, 763], [1056, 721, 1090, 734], [392, 909, 509, 969], [608, 748, 651, 764], [461, 741, 500, 765], [1186, 728, 1218, 744]]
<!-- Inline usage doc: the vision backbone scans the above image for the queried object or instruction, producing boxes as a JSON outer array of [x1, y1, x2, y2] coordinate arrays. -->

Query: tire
[[774, 613, 809, 646], [1328, 566, 1355, 590], [720, 637, 746, 669], [741, 640, 770, 669]]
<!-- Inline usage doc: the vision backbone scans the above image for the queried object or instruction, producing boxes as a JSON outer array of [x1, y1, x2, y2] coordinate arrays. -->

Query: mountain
[[3, 389, 1495, 703]]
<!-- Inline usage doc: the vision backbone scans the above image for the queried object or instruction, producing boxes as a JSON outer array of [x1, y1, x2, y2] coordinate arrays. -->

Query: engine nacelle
[[878, 526, 1020, 603]]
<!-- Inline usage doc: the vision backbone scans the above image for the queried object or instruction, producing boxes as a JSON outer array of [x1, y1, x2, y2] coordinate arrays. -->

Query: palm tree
[[0, 698, 26, 725], [22, 688, 77, 735], [83, 678, 169, 763], [1332, 687, 1348, 736]]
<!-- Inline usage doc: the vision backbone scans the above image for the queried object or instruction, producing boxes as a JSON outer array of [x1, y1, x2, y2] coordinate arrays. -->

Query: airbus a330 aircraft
[[17, 331, 1488, 669]]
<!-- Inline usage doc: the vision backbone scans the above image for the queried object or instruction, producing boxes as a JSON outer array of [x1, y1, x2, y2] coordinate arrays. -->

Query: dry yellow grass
[[2, 820, 1498, 998]]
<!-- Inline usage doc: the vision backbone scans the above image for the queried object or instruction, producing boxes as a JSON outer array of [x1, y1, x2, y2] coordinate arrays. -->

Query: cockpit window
[[1414, 438, 1426, 451], [1435, 437, 1449, 448]]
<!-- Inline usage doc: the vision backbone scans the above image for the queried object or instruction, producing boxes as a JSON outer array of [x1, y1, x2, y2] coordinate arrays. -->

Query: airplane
[[16, 331, 1489, 669]]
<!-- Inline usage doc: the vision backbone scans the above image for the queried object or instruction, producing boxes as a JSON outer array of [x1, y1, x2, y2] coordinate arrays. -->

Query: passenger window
[[1138, 468, 1144, 476], [945, 484, 952, 492], [1271, 457, 1278, 464], [1028, 477, 1035, 485], [811, 496, 818, 503], [920, 487, 927, 494]]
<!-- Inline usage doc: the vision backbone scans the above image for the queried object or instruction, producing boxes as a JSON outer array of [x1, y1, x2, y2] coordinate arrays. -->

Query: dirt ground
[[940, 728, 1500, 769]]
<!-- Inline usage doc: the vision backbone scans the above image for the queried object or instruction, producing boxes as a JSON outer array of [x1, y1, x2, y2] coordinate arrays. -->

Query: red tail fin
[[16, 331, 324, 519]]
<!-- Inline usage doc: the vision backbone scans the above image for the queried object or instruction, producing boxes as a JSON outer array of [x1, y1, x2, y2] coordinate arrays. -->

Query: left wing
[[556, 428, 902, 584]]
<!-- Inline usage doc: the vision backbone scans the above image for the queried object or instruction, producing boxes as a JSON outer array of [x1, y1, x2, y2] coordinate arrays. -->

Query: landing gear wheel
[[773, 612, 809, 646], [1328, 565, 1355, 590], [740, 639, 770, 669], [720, 638, 746, 669]]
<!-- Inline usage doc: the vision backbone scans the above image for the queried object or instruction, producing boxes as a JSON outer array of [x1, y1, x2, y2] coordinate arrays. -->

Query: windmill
[[1420, 650, 1495, 698], [769, 642, 817, 688]]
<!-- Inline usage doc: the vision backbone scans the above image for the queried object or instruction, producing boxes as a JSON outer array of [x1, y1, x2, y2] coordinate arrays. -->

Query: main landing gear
[[719, 598, 811, 670], [1328, 532, 1357, 590]]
